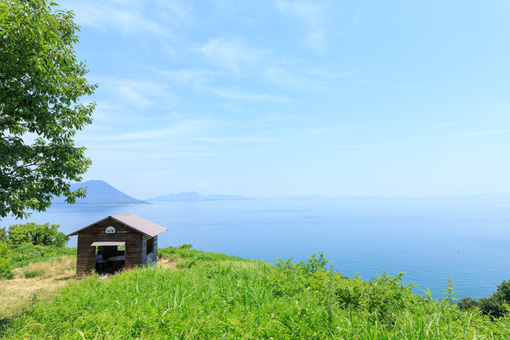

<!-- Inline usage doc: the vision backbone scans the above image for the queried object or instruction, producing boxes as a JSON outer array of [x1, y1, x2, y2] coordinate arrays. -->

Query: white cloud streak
[[199, 37, 266, 74], [265, 67, 326, 91], [211, 88, 288, 102], [93, 76, 177, 110], [154, 68, 215, 87], [276, 0, 328, 51], [449, 129, 510, 138], [61, 0, 194, 38], [80, 120, 207, 143], [196, 136, 281, 144]]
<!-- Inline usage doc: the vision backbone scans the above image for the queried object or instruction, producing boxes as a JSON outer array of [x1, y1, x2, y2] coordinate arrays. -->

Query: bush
[[0, 227, 7, 243], [479, 296, 508, 318], [0, 241, 13, 279], [335, 271, 417, 325], [495, 280, 510, 303], [0, 223, 75, 279], [178, 244, 193, 250], [7, 222, 68, 247], [458, 297, 480, 311], [458, 279, 510, 318], [9, 243, 74, 268]]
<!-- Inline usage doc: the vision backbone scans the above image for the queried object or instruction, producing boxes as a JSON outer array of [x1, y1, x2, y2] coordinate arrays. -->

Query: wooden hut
[[66, 214, 167, 278]]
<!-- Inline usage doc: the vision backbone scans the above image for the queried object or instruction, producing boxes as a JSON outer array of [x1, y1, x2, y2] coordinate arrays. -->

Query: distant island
[[147, 191, 250, 202], [52, 180, 147, 205], [51, 180, 510, 205], [51, 181, 250, 205]]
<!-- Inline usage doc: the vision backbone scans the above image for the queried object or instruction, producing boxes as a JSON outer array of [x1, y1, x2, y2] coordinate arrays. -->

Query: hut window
[[146, 237, 154, 255]]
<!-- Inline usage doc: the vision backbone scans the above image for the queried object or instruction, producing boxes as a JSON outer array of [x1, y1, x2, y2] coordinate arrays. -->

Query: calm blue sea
[[2, 198, 510, 300]]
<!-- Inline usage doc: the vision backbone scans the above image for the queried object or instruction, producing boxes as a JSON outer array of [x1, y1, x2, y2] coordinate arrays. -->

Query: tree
[[7, 222, 68, 247], [0, 0, 96, 219]]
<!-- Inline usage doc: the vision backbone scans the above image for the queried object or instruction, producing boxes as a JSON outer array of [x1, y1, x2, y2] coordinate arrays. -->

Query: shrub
[[495, 280, 510, 303], [335, 271, 417, 325], [0, 241, 75, 280], [0, 227, 7, 243], [157, 246, 177, 259], [7, 222, 68, 247], [0, 222, 74, 279], [459, 279, 510, 318], [458, 297, 480, 311], [0, 241, 13, 279], [479, 296, 508, 318]]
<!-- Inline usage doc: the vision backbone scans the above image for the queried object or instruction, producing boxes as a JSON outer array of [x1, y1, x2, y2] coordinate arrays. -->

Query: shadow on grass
[[0, 317, 12, 337], [55, 275, 75, 281]]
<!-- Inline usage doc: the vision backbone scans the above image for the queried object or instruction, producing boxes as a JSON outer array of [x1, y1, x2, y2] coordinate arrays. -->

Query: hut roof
[[66, 213, 167, 237]]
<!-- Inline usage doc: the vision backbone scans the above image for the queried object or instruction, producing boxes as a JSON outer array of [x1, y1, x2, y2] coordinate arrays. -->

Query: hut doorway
[[92, 241, 126, 275]]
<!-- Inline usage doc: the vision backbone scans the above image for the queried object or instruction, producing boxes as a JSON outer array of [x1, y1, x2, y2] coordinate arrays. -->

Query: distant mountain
[[52, 180, 147, 205], [147, 191, 249, 202]]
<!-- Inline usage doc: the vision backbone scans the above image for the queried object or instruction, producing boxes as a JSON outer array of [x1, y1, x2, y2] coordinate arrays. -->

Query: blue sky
[[59, 0, 510, 199]]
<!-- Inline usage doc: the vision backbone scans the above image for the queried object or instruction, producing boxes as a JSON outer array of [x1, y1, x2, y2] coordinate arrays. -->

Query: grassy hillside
[[0, 255, 76, 326], [2, 247, 510, 339]]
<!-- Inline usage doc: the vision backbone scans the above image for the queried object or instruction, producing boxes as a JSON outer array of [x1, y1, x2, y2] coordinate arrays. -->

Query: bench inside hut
[[66, 214, 167, 278]]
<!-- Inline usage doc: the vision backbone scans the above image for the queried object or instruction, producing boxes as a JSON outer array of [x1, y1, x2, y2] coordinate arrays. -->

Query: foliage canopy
[[0, 0, 96, 219], [459, 280, 510, 318]]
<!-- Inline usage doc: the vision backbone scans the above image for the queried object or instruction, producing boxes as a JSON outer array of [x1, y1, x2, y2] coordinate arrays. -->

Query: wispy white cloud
[[62, 0, 194, 38], [196, 136, 281, 144], [314, 144, 389, 150], [153, 0, 195, 28], [265, 67, 326, 91], [276, 0, 328, 51], [211, 88, 288, 102], [93, 76, 176, 110], [154, 67, 215, 87], [430, 122, 461, 128], [449, 129, 510, 138], [199, 37, 266, 74], [69, 4, 168, 37], [304, 126, 345, 136], [80, 120, 207, 143]]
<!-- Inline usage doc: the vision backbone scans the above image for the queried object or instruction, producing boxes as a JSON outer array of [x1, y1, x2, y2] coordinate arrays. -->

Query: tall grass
[[15, 255, 76, 279], [0, 255, 76, 331], [0, 243, 76, 279], [2, 247, 510, 339]]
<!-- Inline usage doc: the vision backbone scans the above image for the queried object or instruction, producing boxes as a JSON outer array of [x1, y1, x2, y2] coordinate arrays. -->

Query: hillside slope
[[2, 247, 510, 339]]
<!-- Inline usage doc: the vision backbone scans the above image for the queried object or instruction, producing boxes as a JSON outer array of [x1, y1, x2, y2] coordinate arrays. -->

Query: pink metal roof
[[111, 214, 167, 237], [66, 214, 167, 237]]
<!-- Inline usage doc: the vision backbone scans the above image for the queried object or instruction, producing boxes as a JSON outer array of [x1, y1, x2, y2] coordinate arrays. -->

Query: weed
[[2, 249, 510, 339]]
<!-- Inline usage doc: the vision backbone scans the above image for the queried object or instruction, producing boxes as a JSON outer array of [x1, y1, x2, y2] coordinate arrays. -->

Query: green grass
[[0, 242, 76, 279], [2, 246, 510, 339]]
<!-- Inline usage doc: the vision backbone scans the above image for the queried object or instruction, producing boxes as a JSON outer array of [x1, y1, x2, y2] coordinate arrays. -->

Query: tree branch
[[6, 162, 41, 176]]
